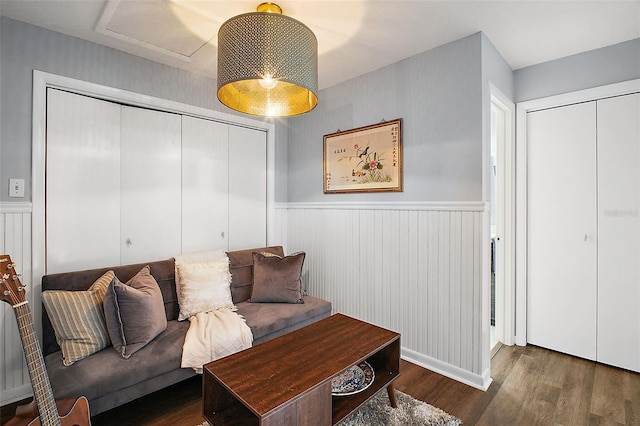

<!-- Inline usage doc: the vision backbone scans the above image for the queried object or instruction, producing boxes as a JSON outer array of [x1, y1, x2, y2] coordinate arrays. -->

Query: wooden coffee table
[[202, 313, 400, 425]]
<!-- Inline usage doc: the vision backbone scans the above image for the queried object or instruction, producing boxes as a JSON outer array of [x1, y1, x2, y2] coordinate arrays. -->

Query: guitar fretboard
[[14, 303, 62, 426]]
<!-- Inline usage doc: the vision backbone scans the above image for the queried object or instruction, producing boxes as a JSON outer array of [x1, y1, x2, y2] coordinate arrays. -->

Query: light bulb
[[259, 76, 278, 90]]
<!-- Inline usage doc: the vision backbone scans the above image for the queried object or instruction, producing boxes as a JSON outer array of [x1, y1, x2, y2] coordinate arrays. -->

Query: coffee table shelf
[[203, 314, 400, 426], [332, 362, 399, 424]]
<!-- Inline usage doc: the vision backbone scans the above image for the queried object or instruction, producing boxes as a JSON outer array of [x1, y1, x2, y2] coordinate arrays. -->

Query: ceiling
[[1, 0, 638, 90]]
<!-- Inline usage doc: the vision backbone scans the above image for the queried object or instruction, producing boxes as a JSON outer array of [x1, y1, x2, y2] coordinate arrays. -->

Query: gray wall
[[0, 17, 288, 202], [287, 33, 488, 203], [480, 33, 515, 204], [481, 33, 514, 101], [515, 38, 640, 102], [3, 14, 635, 204]]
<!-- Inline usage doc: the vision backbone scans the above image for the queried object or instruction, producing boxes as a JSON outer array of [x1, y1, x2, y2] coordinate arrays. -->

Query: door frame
[[514, 79, 640, 345], [489, 86, 515, 347]]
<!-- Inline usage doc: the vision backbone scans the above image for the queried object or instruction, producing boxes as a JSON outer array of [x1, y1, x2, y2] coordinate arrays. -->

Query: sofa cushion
[[236, 296, 331, 343], [227, 246, 285, 303], [175, 256, 234, 320], [41, 270, 114, 366], [45, 320, 190, 402], [103, 266, 167, 358], [251, 252, 305, 304]]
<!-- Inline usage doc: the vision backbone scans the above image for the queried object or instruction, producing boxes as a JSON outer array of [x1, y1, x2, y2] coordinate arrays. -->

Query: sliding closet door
[[228, 126, 267, 250], [597, 93, 640, 372], [527, 102, 598, 360], [181, 116, 229, 252], [120, 106, 182, 264], [46, 89, 121, 273]]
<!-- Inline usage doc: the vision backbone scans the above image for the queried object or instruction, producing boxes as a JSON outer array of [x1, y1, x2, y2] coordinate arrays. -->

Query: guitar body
[[5, 396, 91, 426]]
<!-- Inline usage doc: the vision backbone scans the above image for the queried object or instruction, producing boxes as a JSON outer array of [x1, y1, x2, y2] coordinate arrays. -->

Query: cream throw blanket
[[181, 308, 253, 374]]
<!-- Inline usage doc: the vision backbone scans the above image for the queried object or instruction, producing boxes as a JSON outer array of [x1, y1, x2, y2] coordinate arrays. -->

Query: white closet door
[[46, 89, 121, 273], [181, 116, 229, 252], [597, 93, 640, 372], [228, 126, 267, 250], [120, 106, 182, 264], [527, 102, 598, 360]]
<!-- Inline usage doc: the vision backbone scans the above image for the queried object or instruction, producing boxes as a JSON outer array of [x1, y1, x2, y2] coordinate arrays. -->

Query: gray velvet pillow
[[103, 266, 167, 358], [251, 252, 305, 304]]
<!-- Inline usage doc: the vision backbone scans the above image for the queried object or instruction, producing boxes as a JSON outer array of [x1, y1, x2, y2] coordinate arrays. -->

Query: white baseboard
[[401, 347, 493, 391]]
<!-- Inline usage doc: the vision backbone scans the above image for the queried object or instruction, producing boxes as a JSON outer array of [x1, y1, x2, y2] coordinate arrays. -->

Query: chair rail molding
[[276, 201, 485, 211]]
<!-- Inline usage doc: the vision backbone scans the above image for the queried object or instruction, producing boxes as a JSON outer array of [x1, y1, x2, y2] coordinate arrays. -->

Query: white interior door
[[228, 126, 267, 250], [120, 106, 182, 264], [181, 116, 229, 252], [597, 93, 640, 372], [46, 89, 121, 273], [527, 102, 598, 360]]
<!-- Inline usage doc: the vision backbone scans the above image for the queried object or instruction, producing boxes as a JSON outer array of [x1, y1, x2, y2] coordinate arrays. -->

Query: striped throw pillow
[[42, 270, 114, 366]]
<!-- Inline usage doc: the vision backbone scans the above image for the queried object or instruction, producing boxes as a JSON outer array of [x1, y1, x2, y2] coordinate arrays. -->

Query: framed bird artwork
[[323, 119, 403, 193]]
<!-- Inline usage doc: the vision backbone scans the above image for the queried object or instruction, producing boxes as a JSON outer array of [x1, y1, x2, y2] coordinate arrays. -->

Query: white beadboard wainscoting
[[276, 201, 492, 390], [0, 202, 34, 404]]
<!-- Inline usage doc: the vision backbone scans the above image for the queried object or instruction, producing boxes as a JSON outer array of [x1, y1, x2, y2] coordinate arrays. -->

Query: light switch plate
[[9, 179, 25, 198]]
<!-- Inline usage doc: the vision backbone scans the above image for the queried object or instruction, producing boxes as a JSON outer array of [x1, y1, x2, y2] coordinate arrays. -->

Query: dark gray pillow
[[103, 266, 167, 358], [251, 252, 305, 304]]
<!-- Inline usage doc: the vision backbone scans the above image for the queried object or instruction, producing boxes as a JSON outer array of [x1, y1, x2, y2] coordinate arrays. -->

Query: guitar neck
[[13, 302, 62, 426]]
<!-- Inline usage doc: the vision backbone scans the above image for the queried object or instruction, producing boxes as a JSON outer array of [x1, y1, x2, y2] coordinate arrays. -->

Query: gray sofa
[[41, 246, 331, 416]]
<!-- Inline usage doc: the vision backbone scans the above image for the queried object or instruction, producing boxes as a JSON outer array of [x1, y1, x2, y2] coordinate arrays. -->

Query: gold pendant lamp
[[217, 3, 318, 117]]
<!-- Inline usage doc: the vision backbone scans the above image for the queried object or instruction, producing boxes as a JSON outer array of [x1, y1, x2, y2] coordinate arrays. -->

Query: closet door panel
[[182, 116, 229, 252], [46, 89, 121, 273], [597, 93, 640, 372], [120, 106, 182, 264], [527, 102, 597, 360], [228, 126, 267, 250]]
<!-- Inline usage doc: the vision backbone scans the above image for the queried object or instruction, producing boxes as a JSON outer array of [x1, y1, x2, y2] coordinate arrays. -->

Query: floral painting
[[324, 119, 402, 193]]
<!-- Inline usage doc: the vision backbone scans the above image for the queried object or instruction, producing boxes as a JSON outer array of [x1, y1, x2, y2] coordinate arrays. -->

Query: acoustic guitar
[[1, 254, 91, 426]]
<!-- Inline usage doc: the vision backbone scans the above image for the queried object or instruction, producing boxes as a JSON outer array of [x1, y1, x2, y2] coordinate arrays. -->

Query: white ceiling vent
[[96, 0, 217, 62]]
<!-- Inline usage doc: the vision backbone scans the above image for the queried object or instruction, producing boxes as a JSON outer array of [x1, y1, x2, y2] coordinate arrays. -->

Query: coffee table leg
[[386, 383, 397, 408]]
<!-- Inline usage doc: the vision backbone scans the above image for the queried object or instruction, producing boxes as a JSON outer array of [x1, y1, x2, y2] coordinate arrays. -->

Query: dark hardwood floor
[[2, 344, 639, 425]]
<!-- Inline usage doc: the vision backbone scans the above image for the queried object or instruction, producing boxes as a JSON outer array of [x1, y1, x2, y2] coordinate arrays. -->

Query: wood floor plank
[[490, 344, 523, 382], [539, 346, 570, 389], [455, 345, 521, 424], [514, 347, 560, 426], [625, 368, 640, 426], [450, 379, 498, 425], [476, 349, 535, 425], [592, 364, 628, 424], [589, 412, 626, 426], [555, 355, 596, 426], [626, 400, 640, 426]]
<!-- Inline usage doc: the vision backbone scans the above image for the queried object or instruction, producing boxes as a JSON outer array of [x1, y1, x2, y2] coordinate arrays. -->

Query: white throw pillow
[[175, 256, 234, 321], [175, 249, 226, 266]]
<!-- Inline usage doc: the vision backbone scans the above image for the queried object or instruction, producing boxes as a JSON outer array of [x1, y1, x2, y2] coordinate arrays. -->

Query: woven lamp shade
[[217, 5, 318, 117]]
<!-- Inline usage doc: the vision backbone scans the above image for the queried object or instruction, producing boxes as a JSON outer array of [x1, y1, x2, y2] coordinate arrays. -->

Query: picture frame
[[323, 119, 402, 193]]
